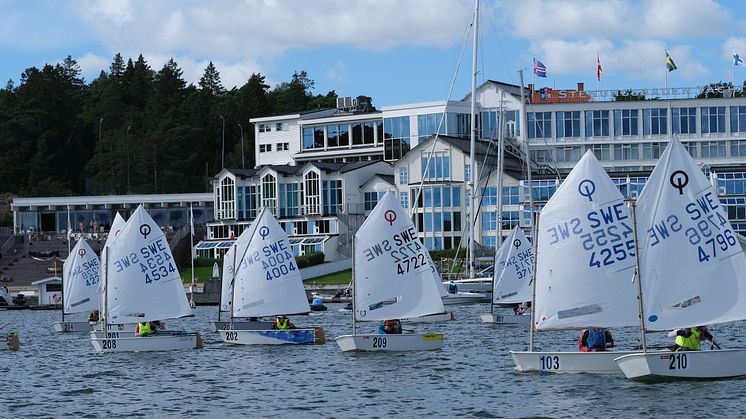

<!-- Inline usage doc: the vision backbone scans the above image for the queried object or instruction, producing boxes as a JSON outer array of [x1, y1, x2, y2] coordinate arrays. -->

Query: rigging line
[[480, 0, 520, 86]]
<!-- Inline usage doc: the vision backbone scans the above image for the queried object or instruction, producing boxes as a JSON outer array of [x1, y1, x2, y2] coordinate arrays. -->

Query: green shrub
[[194, 257, 220, 268], [295, 252, 325, 269]]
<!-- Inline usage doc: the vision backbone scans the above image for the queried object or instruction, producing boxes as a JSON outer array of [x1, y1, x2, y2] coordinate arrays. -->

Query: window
[[482, 186, 497, 206], [502, 211, 520, 230], [303, 127, 313, 149], [452, 186, 461, 207], [421, 155, 450, 181], [614, 144, 639, 161], [383, 116, 411, 161], [417, 113, 446, 140], [465, 164, 471, 182], [584, 110, 609, 137], [275, 122, 285, 131], [322, 180, 342, 215], [717, 172, 746, 195], [259, 144, 272, 153], [399, 167, 408, 185], [261, 174, 277, 214], [643, 108, 667, 135], [614, 109, 639, 136], [217, 176, 236, 219], [352, 123, 364, 145], [673, 107, 697, 134], [684, 141, 698, 158], [503, 186, 519, 205], [481, 212, 496, 231], [556, 146, 582, 162], [276, 143, 289, 151], [259, 123, 270, 133], [701, 141, 726, 158], [555, 111, 580, 138], [400, 191, 409, 208], [363, 122, 376, 145], [731, 106, 746, 133], [642, 142, 667, 160], [701, 107, 726, 133], [528, 112, 551, 139], [279, 182, 299, 217], [304, 171, 321, 215], [731, 140, 746, 157], [364, 192, 385, 211], [530, 149, 553, 164], [587, 144, 611, 161]]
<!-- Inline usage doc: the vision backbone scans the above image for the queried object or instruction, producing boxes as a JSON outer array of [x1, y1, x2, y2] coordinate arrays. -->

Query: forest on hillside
[[0, 54, 374, 197]]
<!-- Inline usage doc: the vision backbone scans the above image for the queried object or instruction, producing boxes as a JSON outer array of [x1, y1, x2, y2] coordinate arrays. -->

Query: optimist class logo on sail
[[361, 210, 430, 276]]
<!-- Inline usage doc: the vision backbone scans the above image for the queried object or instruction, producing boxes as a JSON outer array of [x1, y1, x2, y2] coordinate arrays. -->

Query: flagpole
[[190, 204, 195, 309], [66, 205, 71, 255]]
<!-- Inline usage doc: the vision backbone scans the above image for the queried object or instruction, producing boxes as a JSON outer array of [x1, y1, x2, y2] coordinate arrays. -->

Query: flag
[[190, 205, 195, 236], [66, 211, 72, 238], [533, 57, 547, 78], [665, 50, 677, 72], [539, 87, 553, 101], [734, 48, 744, 66], [597, 53, 603, 81]]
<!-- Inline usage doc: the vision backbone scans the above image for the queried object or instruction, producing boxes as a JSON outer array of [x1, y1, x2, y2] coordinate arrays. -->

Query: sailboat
[[217, 208, 325, 345], [52, 239, 101, 332], [614, 138, 746, 380], [335, 191, 446, 352], [480, 226, 533, 325], [510, 151, 641, 373], [90, 205, 203, 353]]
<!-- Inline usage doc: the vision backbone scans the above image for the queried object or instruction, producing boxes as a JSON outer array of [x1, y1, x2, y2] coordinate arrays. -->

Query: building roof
[[223, 168, 258, 179], [360, 173, 395, 190], [306, 159, 385, 174]]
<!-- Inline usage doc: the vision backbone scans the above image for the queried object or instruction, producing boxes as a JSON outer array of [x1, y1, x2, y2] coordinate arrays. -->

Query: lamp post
[[219, 115, 225, 169], [238, 123, 244, 169], [126, 125, 131, 193], [98, 118, 103, 143]]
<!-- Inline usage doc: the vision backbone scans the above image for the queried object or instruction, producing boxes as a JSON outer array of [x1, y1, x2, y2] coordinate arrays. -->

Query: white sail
[[220, 244, 236, 312], [535, 151, 638, 330], [231, 208, 310, 318], [100, 212, 126, 323], [492, 226, 533, 304], [63, 239, 100, 314], [354, 191, 445, 321], [105, 205, 192, 323], [635, 138, 746, 330]]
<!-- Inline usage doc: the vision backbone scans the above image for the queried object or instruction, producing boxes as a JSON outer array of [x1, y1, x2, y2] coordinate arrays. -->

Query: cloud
[[75, 53, 112, 81], [325, 61, 349, 86]]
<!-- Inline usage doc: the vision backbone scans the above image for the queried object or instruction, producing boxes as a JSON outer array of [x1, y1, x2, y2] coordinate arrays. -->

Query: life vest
[[587, 328, 607, 350], [137, 322, 152, 337], [275, 318, 289, 330], [448, 283, 457, 294], [675, 328, 701, 350]]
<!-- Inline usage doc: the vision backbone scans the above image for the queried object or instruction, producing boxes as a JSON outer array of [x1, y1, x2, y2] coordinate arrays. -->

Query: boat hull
[[90, 331, 203, 353], [442, 293, 490, 305], [218, 328, 325, 345], [614, 349, 746, 381], [480, 313, 530, 325], [1, 333, 20, 351], [510, 350, 639, 374], [335, 333, 444, 352], [211, 320, 275, 332]]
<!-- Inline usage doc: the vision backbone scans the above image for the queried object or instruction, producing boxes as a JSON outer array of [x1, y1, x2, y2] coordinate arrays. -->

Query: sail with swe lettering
[[63, 239, 100, 314], [99, 213, 126, 292], [220, 244, 236, 312], [635, 138, 746, 330], [535, 151, 638, 330], [492, 226, 533, 305], [231, 208, 309, 318], [354, 191, 445, 321], [106, 205, 192, 323]]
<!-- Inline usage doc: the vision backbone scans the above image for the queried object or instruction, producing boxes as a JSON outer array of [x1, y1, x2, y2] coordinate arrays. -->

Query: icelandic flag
[[734, 49, 744, 66], [533, 57, 547, 78], [665, 50, 677, 72]]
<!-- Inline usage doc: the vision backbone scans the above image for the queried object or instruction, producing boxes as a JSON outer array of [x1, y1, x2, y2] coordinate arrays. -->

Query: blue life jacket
[[448, 283, 458, 294], [377, 321, 387, 334], [587, 328, 606, 349]]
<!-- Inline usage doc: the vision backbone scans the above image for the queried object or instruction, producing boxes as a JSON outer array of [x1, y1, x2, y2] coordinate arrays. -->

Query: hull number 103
[[539, 355, 560, 370]]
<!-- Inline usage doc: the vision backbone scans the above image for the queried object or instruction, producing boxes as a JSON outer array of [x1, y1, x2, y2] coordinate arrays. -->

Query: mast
[[352, 236, 357, 335], [630, 200, 647, 351], [102, 246, 108, 331], [528, 212, 539, 351], [61, 265, 65, 323], [189, 205, 195, 309], [490, 93, 505, 315], [468, 0, 479, 279]]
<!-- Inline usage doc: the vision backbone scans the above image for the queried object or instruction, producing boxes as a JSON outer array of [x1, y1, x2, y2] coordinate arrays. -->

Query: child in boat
[[378, 319, 402, 334], [578, 328, 614, 351]]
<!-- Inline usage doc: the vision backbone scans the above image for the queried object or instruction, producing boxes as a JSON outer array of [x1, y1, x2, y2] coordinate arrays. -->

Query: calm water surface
[[2, 304, 746, 418]]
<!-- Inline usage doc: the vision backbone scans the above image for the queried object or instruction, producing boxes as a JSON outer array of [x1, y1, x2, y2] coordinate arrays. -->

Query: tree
[[198, 61, 225, 96], [613, 89, 646, 101]]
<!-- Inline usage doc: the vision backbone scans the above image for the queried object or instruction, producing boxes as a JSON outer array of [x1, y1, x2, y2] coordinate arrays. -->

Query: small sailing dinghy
[[481, 226, 533, 326], [211, 243, 273, 332], [335, 191, 445, 352], [614, 138, 746, 381], [217, 208, 325, 345], [52, 239, 101, 333], [90, 205, 202, 353], [510, 151, 640, 373]]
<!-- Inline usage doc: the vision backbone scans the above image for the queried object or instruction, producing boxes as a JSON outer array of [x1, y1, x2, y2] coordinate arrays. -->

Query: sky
[[2, 0, 746, 107]]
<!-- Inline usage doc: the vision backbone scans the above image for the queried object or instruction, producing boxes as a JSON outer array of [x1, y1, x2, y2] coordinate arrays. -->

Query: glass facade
[[673, 107, 697, 134], [555, 111, 581, 138], [383, 116, 411, 161], [322, 180, 342, 215], [614, 109, 638, 136], [701, 106, 726, 133], [731, 106, 746, 133], [421, 155, 450, 181], [528, 112, 551, 139], [584, 110, 609, 137], [643, 108, 667, 135]]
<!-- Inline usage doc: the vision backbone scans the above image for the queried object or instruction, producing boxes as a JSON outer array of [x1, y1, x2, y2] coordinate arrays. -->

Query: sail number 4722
[[539, 355, 560, 370]]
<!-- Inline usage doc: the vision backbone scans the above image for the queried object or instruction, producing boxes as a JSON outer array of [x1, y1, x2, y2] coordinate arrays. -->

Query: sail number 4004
[[539, 355, 560, 370]]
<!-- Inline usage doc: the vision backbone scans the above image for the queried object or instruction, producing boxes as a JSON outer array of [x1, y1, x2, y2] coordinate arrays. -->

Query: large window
[[237, 185, 258, 220], [217, 176, 235, 219], [279, 182, 299, 217], [701, 107, 726, 133], [304, 171, 321, 215], [584, 110, 609, 137], [528, 112, 552, 139], [503, 186, 519, 205], [642, 142, 667, 160], [643, 108, 667, 135], [556, 146, 582, 162], [482, 186, 497, 206], [555, 111, 581, 138], [587, 144, 611, 161], [673, 107, 697, 134], [364, 192, 385, 211], [731, 106, 746, 133], [400, 191, 409, 209], [481, 211, 497, 231], [684, 141, 698, 158], [399, 167, 408, 185], [718, 172, 746, 195], [731, 140, 746, 157], [261, 174, 277, 214], [701, 141, 726, 158], [418, 113, 446, 140], [322, 180, 342, 215], [383, 116, 411, 161], [614, 144, 639, 161], [614, 109, 639, 136], [421, 154, 450, 181]]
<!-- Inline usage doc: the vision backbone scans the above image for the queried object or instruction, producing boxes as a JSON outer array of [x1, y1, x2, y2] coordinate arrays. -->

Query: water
[[2, 304, 746, 418]]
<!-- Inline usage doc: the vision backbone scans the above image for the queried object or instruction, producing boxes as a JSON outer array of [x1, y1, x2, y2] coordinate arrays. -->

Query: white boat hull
[[402, 312, 455, 323], [90, 331, 203, 353], [218, 328, 325, 345], [614, 349, 746, 381], [335, 333, 444, 352], [1, 333, 20, 351], [442, 293, 489, 305], [510, 350, 639, 374], [211, 320, 275, 332], [442, 278, 492, 293], [55, 321, 136, 333], [480, 313, 530, 325]]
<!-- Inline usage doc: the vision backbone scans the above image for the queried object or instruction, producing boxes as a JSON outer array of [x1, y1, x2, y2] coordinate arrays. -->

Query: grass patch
[[181, 266, 216, 284], [304, 269, 351, 285]]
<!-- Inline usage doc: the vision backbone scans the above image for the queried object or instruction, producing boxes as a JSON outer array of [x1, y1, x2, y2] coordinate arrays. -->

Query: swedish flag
[[665, 50, 677, 72]]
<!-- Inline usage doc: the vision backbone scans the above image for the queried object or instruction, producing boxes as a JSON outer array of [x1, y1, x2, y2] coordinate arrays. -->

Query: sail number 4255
[[539, 355, 560, 370]]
